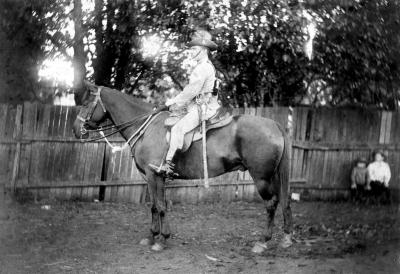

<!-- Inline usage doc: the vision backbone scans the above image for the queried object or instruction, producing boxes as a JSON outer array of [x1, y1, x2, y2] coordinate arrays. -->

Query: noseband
[[77, 87, 106, 136]]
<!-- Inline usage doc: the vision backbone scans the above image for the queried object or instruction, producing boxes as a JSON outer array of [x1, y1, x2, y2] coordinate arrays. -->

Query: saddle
[[164, 108, 233, 152]]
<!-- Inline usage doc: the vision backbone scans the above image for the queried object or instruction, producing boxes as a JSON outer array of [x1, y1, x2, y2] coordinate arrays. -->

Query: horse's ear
[[75, 86, 90, 106]]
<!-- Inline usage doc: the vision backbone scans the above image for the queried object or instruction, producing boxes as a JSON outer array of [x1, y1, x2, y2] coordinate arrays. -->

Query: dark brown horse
[[72, 84, 293, 253]]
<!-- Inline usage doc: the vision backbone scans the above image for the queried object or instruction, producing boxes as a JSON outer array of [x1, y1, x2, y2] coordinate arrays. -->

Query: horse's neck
[[102, 90, 152, 140]]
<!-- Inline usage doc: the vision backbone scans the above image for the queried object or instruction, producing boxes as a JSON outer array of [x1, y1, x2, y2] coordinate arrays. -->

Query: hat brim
[[187, 39, 217, 51]]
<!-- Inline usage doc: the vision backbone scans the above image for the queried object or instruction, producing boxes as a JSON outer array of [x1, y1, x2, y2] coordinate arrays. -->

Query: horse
[[72, 83, 293, 253]]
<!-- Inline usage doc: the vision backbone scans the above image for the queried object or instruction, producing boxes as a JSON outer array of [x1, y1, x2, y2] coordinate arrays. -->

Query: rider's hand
[[165, 98, 174, 107], [154, 104, 168, 113]]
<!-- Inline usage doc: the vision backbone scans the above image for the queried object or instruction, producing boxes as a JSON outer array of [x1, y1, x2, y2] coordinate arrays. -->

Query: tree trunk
[[93, 0, 116, 87], [73, 0, 86, 105], [93, 0, 104, 85], [114, 44, 131, 89], [114, 1, 134, 89]]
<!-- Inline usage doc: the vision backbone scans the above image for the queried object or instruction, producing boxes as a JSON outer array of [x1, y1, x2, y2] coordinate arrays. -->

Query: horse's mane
[[103, 86, 154, 114], [83, 81, 154, 114]]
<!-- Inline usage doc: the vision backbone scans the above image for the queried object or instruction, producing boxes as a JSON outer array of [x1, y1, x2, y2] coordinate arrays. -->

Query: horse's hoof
[[139, 238, 154, 246], [280, 233, 293, 248], [251, 241, 267, 254], [151, 242, 165, 252]]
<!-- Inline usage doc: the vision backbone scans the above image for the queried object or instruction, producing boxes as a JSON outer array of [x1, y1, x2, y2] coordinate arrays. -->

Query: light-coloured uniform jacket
[[168, 59, 219, 116]]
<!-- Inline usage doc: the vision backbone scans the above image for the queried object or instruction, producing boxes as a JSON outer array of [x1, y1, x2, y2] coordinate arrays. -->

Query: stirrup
[[148, 161, 178, 178]]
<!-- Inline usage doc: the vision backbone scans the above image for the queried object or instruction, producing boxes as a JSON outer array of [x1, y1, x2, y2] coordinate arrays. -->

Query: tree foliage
[[0, 0, 52, 103], [305, 0, 400, 109], [1, 0, 399, 109]]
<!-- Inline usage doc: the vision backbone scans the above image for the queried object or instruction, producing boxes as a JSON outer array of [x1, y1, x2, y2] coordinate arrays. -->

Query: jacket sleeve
[[366, 164, 372, 189], [167, 65, 206, 106], [384, 163, 391, 187], [350, 168, 356, 187]]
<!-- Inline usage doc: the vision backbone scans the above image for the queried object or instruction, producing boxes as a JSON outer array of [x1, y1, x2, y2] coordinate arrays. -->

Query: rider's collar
[[195, 56, 209, 66]]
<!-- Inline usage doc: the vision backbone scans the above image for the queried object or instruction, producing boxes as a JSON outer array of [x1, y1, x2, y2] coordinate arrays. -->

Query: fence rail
[[0, 103, 399, 203]]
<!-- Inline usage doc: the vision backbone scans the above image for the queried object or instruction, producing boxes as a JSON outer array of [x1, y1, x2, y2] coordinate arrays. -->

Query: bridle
[[77, 87, 107, 137], [76, 86, 162, 153]]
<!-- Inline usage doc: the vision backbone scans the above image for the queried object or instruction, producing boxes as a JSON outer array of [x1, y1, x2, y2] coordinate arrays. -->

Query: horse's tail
[[276, 123, 292, 234]]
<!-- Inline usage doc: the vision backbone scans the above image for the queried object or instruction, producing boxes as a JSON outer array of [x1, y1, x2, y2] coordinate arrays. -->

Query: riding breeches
[[166, 102, 218, 161]]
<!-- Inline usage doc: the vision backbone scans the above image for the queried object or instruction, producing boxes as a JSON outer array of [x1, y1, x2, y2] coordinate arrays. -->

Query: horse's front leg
[[151, 174, 170, 251], [142, 172, 169, 251], [139, 179, 158, 246]]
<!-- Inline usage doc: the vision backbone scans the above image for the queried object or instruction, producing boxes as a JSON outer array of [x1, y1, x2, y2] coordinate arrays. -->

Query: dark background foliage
[[0, 0, 399, 109]]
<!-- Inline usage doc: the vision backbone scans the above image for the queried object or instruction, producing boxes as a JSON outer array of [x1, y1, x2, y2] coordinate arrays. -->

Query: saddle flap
[[165, 108, 233, 153]]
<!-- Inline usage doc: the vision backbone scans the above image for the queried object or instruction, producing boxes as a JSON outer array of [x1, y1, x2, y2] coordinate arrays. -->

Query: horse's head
[[72, 87, 108, 139]]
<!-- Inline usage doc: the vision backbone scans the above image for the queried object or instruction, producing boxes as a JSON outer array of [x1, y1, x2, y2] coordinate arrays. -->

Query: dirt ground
[[0, 198, 399, 274]]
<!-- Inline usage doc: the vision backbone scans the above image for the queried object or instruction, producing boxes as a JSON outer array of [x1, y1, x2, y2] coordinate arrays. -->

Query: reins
[[78, 86, 161, 153], [99, 112, 162, 153]]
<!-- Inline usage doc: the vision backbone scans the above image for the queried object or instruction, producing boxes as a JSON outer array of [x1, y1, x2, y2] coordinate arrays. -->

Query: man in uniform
[[149, 29, 220, 176]]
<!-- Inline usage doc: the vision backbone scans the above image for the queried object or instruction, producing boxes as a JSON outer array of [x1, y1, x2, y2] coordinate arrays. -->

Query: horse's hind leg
[[251, 178, 279, 253], [281, 192, 293, 248]]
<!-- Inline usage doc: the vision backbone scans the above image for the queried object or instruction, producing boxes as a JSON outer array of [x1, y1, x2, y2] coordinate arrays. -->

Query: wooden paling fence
[[0, 103, 399, 203]]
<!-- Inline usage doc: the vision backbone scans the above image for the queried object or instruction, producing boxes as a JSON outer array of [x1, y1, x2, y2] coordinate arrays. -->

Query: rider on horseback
[[149, 29, 220, 176]]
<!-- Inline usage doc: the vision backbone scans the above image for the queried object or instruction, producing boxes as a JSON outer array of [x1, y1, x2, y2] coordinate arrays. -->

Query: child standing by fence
[[350, 157, 368, 203], [366, 150, 391, 204]]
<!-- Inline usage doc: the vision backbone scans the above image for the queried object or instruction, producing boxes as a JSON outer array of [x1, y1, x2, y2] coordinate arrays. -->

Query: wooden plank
[[47, 104, 56, 138], [0, 104, 9, 139], [248, 107, 256, 116], [10, 105, 23, 191], [12, 105, 23, 140], [117, 186, 124, 201], [104, 186, 111, 201], [88, 143, 100, 181], [384, 112, 392, 144], [110, 185, 117, 202], [34, 104, 44, 138], [379, 111, 387, 144], [119, 149, 129, 181], [61, 106, 69, 138], [53, 105, 62, 138], [292, 108, 300, 141], [255, 107, 263, 117], [22, 102, 37, 139], [17, 144, 31, 187], [301, 149, 308, 179], [291, 148, 299, 179], [3, 105, 16, 141], [390, 112, 400, 144], [321, 151, 329, 186], [77, 142, 89, 182], [83, 143, 95, 181]]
